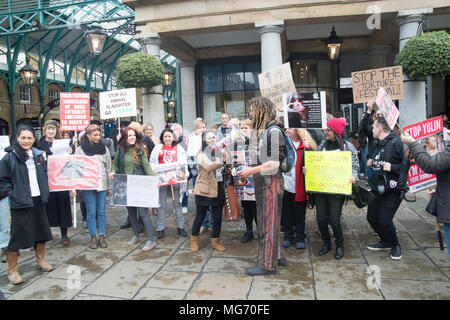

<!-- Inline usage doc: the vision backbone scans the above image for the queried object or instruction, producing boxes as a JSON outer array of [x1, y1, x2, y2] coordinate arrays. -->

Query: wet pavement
[[1, 190, 449, 300]]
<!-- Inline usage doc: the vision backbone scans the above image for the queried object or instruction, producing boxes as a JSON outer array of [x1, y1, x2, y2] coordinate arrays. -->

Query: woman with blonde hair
[[143, 122, 160, 145], [37, 120, 73, 246], [281, 128, 316, 250]]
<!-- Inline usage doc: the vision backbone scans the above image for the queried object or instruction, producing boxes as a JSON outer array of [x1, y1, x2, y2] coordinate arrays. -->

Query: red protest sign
[[60, 92, 90, 131], [404, 116, 445, 193], [48, 155, 100, 191]]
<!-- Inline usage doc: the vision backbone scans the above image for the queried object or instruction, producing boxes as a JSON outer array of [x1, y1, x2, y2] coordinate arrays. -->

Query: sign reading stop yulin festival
[[60, 92, 90, 131], [404, 116, 445, 193]]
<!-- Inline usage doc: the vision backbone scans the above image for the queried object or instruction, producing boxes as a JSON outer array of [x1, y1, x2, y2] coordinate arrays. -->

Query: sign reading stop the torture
[[60, 92, 90, 131]]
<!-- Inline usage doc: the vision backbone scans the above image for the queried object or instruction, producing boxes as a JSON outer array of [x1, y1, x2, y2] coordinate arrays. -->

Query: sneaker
[[157, 230, 165, 239], [241, 231, 254, 243], [0, 248, 6, 263], [367, 241, 392, 251], [182, 207, 188, 214], [178, 228, 187, 237], [282, 239, 292, 248], [62, 235, 70, 246], [142, 241, 156, 252], [295, 241, 306, 250], [83, 220, 88, 229], [277, 258, 287, 267], [128, 236, 139, 245], [390, 245, 402, 260]]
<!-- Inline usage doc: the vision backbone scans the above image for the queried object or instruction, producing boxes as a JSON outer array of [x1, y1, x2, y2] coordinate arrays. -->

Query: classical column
[[178, 59, 197, 132], [368, 44, 391, 69], [136, 33, 166, 137], [395, 8, 433, 127], [255, 20, 284, 72]]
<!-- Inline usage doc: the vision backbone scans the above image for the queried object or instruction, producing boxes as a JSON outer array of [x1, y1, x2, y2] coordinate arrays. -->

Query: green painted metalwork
[[175, 62, 182, 124]]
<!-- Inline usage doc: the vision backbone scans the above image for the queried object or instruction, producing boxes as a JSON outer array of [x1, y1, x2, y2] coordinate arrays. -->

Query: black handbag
[[425, 192, 438, 217], [352, 184, 375, 209]]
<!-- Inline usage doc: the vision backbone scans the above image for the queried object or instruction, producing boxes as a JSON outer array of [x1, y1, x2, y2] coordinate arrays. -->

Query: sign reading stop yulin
[[99, 88, 137, 120], [60, 92, 90, 131]]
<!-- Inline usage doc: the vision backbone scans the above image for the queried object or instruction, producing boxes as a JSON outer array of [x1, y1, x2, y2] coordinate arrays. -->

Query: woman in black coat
[[0, 126, 54, 285], [402, 129, 450, 261], [37, 120, 73, 246]]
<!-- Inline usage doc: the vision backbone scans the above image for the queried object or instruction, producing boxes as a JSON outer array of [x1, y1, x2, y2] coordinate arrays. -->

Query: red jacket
[[295, 140, 310, 202]]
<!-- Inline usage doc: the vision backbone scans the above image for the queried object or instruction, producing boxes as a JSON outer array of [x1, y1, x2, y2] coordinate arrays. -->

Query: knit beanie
[[327, 118, 346, 138]]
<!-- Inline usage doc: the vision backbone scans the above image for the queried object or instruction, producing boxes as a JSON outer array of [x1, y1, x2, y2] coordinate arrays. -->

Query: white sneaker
[[182, 207, 188, 214], [127, 236, 139, 245], [142, 241, 156, 251]]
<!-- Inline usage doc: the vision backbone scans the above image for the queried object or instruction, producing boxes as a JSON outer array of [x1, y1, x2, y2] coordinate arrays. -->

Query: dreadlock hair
[[249, 96, 279, 137]]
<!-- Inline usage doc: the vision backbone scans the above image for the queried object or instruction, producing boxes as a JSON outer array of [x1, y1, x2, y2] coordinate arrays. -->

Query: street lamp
[[324, 27, 343, 61], [164, 65, 174, 86], [19, 56, 38, 86], [85, 23, 106, 56]]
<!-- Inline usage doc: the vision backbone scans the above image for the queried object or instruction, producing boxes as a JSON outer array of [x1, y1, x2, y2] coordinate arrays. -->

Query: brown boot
[[7, 251, 23, 285], [35, 243, 53, 272], [211, 238, 225, 252], [90, 235, 98, 249], [190, 236, 199, 252], [98, 235, 108, 248]]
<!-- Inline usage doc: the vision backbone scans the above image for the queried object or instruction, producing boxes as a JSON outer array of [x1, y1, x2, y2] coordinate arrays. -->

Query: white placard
[[0, 136, 9, 160], [51, 139, 71, 155], [112, 174, 159, 208], [99, 88, 137, 119], [187, 135, 202, 157]]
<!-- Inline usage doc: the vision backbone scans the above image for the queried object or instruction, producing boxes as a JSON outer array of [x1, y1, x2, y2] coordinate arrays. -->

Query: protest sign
[[99, 88, 137, 119], [48, 155, 100, 191], [60, 92, 90, 131], [283, 92, 327, 129], [351, 66, 403, 104], [375, 87, 400, 130], [51, 139, 71, 155], [258, 63, 297, 112], [187, 135, 202, 157], [404, 116, 445, 193], [151, 162, 187, 186], [112, 174, 159, 208], [305, 151, 352, 195], [0, 136, 9, 160]]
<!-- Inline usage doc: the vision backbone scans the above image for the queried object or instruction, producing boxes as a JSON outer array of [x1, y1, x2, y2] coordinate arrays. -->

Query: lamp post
[[324, 27, 343, 61], [19, 56, 38, 86]]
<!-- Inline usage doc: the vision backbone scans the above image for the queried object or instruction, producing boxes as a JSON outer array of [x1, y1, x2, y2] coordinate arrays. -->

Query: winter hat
[[327, 118, 346, 138]]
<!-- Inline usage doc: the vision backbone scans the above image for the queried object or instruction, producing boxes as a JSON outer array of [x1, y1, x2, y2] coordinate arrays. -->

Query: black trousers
[[314, 194, 345, 246], [367, 190, 402, 247], [242, 201, 257, 231], [282, 191, 307, 242], [191, 204, 223, 238]]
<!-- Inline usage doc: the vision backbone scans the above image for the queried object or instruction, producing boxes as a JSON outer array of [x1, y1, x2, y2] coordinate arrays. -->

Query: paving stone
[[45, 251, 121, 282], [186, 273, 252, 300], [0, 260, 46, 294], [74, 293, 124, 300], [281, 245, 311, 263], [44, 242, 87, 265], [408, 230, 449, 249], [248, 280, 314, 300], [203, 257, 255, 274], [125, 247, 175, 264], [82, 260, 160, 299], [363, 249, 448, 281], [261, 260, 313, 283], [10, 277, 87, 300], [154, 228, 188, 250], [424, 248, 450, 268], [211, 239, 258, 258], [441, 268, 450, 279], [380, 279, 450, 300], [134, 287, 186, 300], [146, 270, 198, 290], [313, 262, 383, 300], [164, 249, 211, 272]]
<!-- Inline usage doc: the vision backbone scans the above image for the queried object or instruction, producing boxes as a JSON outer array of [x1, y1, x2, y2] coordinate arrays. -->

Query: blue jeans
[[201, 206, 213, 229], [0, 197, 10, 248], [444, 223, 450, 262], [82, 190, 107, 237]]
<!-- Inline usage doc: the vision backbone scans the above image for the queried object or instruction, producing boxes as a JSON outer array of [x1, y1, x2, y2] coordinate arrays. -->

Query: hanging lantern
[[85, 23, 106, 56], [164, 65, 174, 86], [324, 27, 343, 61], [19, 56, 38, 86]]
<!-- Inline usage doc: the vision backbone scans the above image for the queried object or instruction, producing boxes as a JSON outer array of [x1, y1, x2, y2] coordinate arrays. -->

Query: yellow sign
[[305, 151, 352, 195]]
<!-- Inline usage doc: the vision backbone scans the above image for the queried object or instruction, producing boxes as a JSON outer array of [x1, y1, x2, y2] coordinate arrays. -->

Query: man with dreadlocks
[[237, 96, 286, 275]]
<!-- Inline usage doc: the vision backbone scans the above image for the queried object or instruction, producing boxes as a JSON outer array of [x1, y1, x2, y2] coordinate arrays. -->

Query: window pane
[[203, 93, 225, 128], [244, 62, 261, 90], [317, 60, 332, 87], [224, 91, 245, 119], [223, 63, 244, 92], [202, 65, 223, 93], [293, 60, 317, 88]]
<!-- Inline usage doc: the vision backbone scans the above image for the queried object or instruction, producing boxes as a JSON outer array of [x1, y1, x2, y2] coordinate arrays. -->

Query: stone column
[[178, 60, 197, 132], [136, 33, 166, 137], [255, 20, 284, 72], [395, 9, 433, 127], [368, 44, 391, 69]]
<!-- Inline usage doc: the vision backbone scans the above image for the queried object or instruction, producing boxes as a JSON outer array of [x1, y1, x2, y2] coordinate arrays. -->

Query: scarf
[[80, 137, 106, 156], [12, 143, 30, 163]]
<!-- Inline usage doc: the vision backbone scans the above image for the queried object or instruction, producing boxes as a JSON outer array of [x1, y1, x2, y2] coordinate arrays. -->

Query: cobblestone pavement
[[1, 189, 449, 300]]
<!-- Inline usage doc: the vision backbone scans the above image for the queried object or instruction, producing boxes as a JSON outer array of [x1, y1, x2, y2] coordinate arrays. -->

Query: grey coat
[[409, 141, 450, 224]]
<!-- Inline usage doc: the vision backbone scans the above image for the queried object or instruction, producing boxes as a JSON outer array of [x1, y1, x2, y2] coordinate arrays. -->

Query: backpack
[[264, 125, 297, 173]]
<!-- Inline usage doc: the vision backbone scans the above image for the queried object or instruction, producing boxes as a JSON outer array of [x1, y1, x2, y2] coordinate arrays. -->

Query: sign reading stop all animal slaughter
[[305, 151, 352, 195]]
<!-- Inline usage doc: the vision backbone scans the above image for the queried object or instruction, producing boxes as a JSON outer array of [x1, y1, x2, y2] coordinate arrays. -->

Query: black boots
[[178, 228, 187, 237], [335, 246, 344, 259], [241, 230, 254, 243], [319, 242, 331, 256]]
